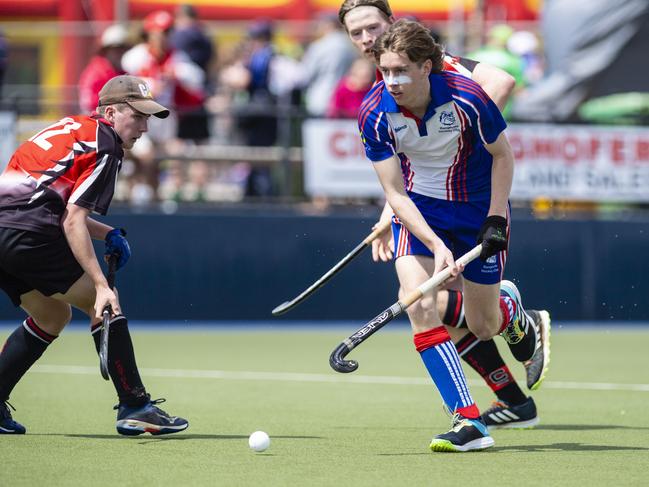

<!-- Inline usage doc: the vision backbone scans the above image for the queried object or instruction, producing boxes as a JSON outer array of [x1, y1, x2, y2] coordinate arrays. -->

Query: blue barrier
[[1, 209, 647, 322]]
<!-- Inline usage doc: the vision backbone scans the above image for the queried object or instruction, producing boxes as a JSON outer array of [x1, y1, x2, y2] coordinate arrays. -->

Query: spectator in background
[[171, 4, 215, 77], [122, 10, 207, 143], [506, 30, 544, 86], [170, 4, 215, 142], [120, 10, 207, 204], [220, 20, 278, 196], [299, 13, 357, 117], [327, 57, 374, 118], [467, 24, 524, 118], [78, 24, 130, 113]]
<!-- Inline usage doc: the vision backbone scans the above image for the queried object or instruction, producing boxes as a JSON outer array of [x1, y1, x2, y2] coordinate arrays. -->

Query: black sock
[[442, 290, 467, 328], [0, 317, 57, 401], [91, 316, 149, 407], [456, 333, 527, 406]]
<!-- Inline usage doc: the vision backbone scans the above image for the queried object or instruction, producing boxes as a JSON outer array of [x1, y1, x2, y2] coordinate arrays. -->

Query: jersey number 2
[[29, 118, 83, 150]]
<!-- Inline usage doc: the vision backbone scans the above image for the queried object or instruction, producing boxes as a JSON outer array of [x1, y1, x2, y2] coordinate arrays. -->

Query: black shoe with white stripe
[[0, 401, 26, 434], [480, 397, 539, 430]]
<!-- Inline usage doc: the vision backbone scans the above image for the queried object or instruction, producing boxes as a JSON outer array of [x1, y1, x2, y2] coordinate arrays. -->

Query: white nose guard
[[385, 74, 413, 86]]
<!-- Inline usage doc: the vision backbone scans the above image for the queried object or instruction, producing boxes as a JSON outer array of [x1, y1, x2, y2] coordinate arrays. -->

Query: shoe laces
[[149, 398, 169, 415], [441, 404, 467, 431], [113, 397, 167, 412], [483, 400, 507, 414], [1, 401, 16, 419]]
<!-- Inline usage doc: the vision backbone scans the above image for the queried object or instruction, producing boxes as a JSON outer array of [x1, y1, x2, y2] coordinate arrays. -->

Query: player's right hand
[[432, 242, 462, 278], [477, 215, 508, 260], [94, 285, 121, 321], [371, 223, 394, 262]]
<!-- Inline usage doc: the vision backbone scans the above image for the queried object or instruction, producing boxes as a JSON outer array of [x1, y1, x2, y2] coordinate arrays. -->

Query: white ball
[[248, 431, 270, 452]]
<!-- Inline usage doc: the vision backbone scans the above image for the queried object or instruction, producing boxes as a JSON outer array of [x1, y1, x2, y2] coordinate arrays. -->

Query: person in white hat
[[79, 24, 131, 113]]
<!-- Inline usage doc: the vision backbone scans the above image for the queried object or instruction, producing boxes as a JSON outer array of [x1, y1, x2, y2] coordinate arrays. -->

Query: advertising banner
[[303, 119, 649, 201]]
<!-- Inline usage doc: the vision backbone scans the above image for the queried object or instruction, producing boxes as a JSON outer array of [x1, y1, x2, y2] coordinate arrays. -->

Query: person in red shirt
[[122, 10, 208, 142], [327, 57, 375, 118], [0, 75, 188, 436], [78, 24, 130, 113]]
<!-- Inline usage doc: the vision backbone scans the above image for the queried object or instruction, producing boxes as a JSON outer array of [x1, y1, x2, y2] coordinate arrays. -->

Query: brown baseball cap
[[98, 75, 170, 119]]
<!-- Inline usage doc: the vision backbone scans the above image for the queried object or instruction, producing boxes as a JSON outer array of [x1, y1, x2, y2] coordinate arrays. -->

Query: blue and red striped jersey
[[359, 71, 506, 202]]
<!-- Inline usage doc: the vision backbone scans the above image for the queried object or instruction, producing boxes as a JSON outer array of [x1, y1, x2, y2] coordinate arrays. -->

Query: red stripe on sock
[[455, 333, 478, 355], [451, 290, 463, 327], [413, 326, 451, 353], [24, 317, 57, 343], [457, 404, 480, 419]]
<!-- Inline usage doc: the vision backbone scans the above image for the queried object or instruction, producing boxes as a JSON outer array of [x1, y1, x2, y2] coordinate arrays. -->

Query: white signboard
[[0, 111, 16, 171], [302, 119, 649, 202], [508, 124, 649, 201], [302, 118, 381, 198]]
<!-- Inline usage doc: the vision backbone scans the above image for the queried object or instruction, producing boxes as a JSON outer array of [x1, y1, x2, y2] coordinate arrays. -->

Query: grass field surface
[[1, 325, 648, 486]]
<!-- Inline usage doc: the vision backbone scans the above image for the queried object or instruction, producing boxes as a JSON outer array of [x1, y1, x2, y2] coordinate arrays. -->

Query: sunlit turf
[[1, 325, 648, 486]]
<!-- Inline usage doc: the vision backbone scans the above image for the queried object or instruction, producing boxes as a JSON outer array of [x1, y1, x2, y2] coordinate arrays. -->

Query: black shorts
[[0, 227, 84, 306]]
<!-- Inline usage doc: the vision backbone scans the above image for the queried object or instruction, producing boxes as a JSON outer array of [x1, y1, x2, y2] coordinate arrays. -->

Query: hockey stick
[[272, 219, 392, 316], [329, 244, 483, 373], [99, 255, 118, 381]]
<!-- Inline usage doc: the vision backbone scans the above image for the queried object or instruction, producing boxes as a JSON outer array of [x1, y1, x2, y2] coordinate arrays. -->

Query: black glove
[[477, 215, 508, 261]]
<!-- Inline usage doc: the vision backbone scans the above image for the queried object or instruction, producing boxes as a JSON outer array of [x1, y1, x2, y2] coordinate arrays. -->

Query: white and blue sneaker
[[430, 414, 494, 452], [115, 398, 188, 436]]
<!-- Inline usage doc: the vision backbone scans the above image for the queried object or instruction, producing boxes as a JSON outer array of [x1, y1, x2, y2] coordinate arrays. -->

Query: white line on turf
[[31, 364, 649, 393]]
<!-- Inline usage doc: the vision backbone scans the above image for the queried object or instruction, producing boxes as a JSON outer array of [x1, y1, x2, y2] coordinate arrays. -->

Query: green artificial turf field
[[1, 325, 648, 486]]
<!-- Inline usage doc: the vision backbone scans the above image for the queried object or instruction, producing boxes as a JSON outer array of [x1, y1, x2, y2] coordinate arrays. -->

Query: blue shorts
[[392, 192, 509, 285]]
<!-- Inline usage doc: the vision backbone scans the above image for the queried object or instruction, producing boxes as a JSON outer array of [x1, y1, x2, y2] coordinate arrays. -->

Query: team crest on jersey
[[439, 111, 456, 126], [438, 110, 460, 133]]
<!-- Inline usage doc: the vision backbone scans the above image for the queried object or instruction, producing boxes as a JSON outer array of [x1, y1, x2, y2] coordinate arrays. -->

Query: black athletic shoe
[[429, 414, 494, 452], [524, 310, 552, 390], [0, 401, 26, 434], [115, 398, 188, 436], [480, 397, 539, 430]]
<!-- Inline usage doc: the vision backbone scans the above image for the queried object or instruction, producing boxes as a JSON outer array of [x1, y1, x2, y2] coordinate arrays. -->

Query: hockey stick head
[[99, 254, 118, 381], [329, 342, 359, 373], [99, 309, 111, 380], [271, 301, 292, 316]]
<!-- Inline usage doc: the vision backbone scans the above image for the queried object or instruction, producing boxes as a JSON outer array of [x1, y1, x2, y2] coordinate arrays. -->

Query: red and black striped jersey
[[0, 115, 123, 236]]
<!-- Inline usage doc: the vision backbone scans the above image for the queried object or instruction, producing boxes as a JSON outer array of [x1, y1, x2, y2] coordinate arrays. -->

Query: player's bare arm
[[61, 204, 119, 319], [372, 155, 460, 277], [86, 217, 114, 240], [484, 132, 514, 217], [471, 63, 516, 111]]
